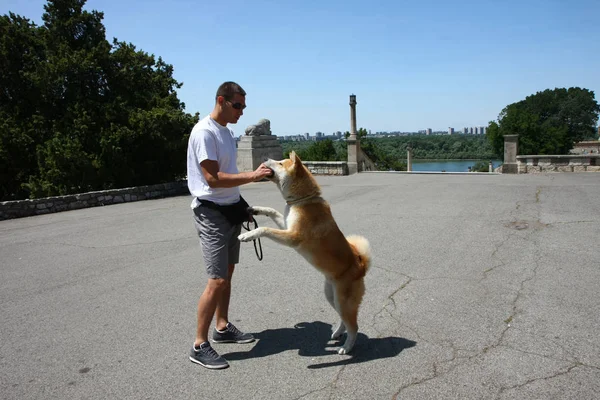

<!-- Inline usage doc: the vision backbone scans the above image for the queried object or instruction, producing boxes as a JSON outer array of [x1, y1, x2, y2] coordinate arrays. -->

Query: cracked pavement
[[1, 172, 599, 399]]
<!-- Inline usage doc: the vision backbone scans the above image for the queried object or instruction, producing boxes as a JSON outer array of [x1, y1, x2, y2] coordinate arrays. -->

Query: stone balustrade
[[302, 161, 349, 176], [516, 155, 600, 173], [0, 181, 188, 220]]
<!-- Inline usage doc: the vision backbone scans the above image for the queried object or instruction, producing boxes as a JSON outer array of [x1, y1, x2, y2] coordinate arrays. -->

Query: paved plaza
[[1, 172, 599, 399]]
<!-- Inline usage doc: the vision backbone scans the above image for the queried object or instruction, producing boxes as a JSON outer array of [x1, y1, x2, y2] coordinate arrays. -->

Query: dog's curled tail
[[346, 235, 371, 277]]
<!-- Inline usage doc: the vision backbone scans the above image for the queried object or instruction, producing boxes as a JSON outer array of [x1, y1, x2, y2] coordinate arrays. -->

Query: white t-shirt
[[187, 116, 240, 208]]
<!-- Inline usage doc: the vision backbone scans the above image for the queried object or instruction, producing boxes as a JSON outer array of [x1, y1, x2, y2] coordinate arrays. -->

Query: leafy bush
[[0, 1, 198, 200], [470, 161, 490, 172]]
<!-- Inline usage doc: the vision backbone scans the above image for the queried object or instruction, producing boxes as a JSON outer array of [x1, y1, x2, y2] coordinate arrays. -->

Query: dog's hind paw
[[331, 331, 343, 340], [331, 323, 346, 340], [337, 346, 351, 355]]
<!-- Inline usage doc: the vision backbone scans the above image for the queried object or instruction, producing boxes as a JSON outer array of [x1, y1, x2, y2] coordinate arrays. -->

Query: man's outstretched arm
[[200, 160, 272, 188]]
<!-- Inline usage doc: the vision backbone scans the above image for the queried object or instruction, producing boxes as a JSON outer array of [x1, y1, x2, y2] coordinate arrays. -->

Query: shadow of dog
[[221, 321, 416, 368]]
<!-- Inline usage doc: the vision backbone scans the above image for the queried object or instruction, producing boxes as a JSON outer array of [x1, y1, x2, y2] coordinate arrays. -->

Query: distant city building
[[279, 134, 307, 141], [570, 140, 600, 154], [278, 125, 486, 141]]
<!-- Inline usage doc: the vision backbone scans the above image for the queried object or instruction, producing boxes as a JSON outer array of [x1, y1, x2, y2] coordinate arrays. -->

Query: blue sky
[[2, 0, 599, 136]]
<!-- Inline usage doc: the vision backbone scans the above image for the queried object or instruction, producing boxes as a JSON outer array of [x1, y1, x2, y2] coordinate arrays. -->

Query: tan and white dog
[[238, 151, 371, 354]]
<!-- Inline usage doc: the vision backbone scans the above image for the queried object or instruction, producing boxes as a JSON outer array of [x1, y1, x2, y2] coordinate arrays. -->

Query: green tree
[[360, 138, 406, 171], [487, 88, 600, 156], [357, 127, 368, 140], [470, 161, 490, 172], [295, 139, 338, 161], [0, 0, 198, 200], [0, 13, 46, 199], [344, 128, 367, 139]]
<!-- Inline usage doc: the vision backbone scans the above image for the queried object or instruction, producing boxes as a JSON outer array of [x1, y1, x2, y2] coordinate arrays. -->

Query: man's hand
[[253, 163, 273, 181]]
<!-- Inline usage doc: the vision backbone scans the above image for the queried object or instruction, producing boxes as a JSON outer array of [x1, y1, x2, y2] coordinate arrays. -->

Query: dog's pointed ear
[[290, 151, 302, 166]]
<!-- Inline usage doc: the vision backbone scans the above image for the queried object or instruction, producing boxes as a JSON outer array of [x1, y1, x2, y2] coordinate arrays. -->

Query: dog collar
[[286, 193, 320, 205]]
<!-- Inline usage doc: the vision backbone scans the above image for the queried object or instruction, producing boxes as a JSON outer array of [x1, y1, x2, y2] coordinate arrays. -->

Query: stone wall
[[358, 148, 377, 172], [1, 161, 351, 220], [0, 181, 188, 220], [303, 161, 349, 175], [516, 155, 600, 173]]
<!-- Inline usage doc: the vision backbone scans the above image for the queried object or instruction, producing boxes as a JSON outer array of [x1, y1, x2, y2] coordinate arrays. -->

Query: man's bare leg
[[194, 276, 229, 347], [214, 264, 235, 331]]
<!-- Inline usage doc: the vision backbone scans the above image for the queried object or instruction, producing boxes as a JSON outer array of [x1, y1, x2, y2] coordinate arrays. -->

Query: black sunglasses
[[226, 100, 246, 110]]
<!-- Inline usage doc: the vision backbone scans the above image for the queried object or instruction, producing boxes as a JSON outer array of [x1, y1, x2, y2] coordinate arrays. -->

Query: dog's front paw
[[238, 232, 254, 242], [248, 206, 269, 216]]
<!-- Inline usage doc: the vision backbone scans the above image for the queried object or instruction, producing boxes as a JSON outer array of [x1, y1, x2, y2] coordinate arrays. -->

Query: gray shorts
[[193, 205, 242, 279]]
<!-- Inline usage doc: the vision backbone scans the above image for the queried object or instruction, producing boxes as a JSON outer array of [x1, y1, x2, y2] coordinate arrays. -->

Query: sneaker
[[189, 342, 229, 369], [212, 322, 255, 344]]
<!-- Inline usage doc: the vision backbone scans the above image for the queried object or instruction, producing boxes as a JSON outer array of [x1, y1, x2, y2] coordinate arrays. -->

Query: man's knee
[[206, 277, 229, 293]]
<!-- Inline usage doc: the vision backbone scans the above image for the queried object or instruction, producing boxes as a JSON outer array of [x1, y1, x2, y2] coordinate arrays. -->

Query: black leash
[[242, 217, 263, 261]]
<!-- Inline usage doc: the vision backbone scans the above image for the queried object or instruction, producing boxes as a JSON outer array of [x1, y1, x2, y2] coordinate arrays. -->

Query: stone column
[[349, 94, 357, 140], [489, 161, 493, 173], [347, 94, 359, 174], [237, 135, 283, 172], [407, 146, 413, 172], [503, 135, 519, 174]]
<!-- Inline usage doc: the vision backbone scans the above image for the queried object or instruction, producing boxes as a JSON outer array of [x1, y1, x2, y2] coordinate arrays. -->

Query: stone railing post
[[489, 161, 493, 173], [236, 119, 283, 172], [503, 135, 519, 174], [407, 146, 413, 172], [347, 94, 359, 174]]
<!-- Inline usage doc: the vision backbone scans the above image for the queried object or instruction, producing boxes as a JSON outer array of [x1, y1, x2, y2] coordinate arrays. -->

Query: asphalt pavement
[[1, 172, 599, 399]]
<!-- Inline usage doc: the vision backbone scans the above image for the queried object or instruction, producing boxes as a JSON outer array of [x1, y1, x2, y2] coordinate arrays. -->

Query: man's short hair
[[216, 81, 246, 102]]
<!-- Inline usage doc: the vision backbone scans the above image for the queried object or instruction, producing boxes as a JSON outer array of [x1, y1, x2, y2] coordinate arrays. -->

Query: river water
[[411, 160, 502, 172]]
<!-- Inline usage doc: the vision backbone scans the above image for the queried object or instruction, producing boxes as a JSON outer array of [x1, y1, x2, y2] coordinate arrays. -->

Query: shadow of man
[[222, 321, 416, 369]]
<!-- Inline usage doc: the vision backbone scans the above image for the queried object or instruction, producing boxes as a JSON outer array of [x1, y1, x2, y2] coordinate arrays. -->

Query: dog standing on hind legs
[[238, 151, 371, 354]]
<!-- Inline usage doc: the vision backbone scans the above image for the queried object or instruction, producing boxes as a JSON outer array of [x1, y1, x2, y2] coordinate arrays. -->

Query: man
[[187, 81, 272, 369]]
